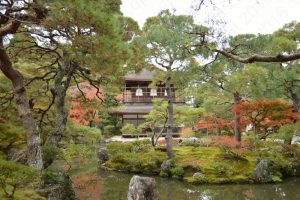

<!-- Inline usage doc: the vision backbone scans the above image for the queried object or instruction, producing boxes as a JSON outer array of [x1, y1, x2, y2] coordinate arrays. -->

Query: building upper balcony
[[122, 86, 184, 103]]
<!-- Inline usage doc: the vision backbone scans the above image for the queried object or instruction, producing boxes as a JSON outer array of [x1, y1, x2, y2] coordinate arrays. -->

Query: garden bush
[[277, 124, 297, 144], [103, 125, 117, 135], [107, 140, 152, 156], [280, 144, 300, 158], [105, 141, 164, 174], [43, 170, 65, 185], [121, 124, 140, 135], [212, 161, 234, 176], [65, 122, 101, 145], [171, 167, 185, 178], [0, 159, 37, 198], [42, 145, 63, 168]]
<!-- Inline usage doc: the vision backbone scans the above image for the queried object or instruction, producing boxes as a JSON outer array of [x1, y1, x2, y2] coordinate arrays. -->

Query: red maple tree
[[232, 99, 298, 137], [195, 114, 232, 132], [68, 82, 104, 125]]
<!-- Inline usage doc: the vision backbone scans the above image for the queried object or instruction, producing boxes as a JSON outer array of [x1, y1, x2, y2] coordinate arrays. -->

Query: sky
[[121, 0, 300, 36]]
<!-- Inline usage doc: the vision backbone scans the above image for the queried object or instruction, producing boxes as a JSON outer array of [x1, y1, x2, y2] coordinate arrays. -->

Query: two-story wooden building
[[114, 68, 184, 130]]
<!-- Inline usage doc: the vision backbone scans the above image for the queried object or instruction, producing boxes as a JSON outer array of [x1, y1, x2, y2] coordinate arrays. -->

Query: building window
[[136, 88, 143, 96], [164, 89, 168, 96], [150, 89, 157, 96]]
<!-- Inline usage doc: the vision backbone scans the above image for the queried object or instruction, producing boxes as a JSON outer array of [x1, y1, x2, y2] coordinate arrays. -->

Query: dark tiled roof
[[125, 68, 156, 81]]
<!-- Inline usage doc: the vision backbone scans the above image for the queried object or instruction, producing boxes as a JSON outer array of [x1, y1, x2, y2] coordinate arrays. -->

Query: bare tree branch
[[215, 49, 300, 63]]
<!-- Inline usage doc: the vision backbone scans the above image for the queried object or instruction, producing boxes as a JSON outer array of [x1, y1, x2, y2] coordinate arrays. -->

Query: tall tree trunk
[[165, 68, 173, 159], [45, 63, 75, 147], [233, 92, 242, 142], [0, 39, 43, 170]]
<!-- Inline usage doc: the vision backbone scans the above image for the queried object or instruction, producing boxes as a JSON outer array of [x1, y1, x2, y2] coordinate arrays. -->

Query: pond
[[71, 159, 300, 200]]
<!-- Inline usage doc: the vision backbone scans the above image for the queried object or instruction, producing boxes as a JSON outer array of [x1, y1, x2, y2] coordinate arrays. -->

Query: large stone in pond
[[252, 160, 273, 183], [98, 147, 109, 165], [127, 175, 158, 200]]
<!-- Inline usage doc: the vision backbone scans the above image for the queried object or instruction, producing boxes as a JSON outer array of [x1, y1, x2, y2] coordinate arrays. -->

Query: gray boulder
[[98, 147, 109, 165], [161, 159, 174, 171], [127, 175, 158, 200], [291, 134, 300, 144], [160, 159, 175, 177], [252, 160, 273, 183], [192, 172, 205, 182], [179, 137, 203, 146]]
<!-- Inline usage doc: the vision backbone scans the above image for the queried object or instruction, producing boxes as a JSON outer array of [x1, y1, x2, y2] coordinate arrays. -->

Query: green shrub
[[106, 150, 164, 174], [0, 123, 24, 150], [107, 142, 134, 156], [65, 122, 100, 145], [106, 141, 164, 174], [212, 162, 233, 176], [107, 140, 151, 156], [121, 124, 140, 135], [42, 145, 63, 167], [278, 124, 297, 144], [43, 170, 64, 185], [171, 167, 185, 178], [219, 146, 247, 161], [131, 140, 152, 152], [103, 125, 117, 135], [272, 175, 282, 183], [0, 159, 37, 198], [280, 144, 300, 158]]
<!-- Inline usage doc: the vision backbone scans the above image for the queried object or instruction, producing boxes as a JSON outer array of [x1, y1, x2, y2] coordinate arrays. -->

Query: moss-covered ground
[[103, 140, 300, 184]]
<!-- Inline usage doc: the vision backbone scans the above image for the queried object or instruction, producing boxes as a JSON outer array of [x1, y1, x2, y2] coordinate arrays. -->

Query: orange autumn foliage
[[195, 114, 232, 130], [210, 136, 250, 149], [232, 99, 298, 131], [68, 82, 104, 125]]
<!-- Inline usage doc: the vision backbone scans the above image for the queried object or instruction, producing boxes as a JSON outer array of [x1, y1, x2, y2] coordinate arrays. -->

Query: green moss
[[105, 142, 165, 174], [104, 141, 300, 184]]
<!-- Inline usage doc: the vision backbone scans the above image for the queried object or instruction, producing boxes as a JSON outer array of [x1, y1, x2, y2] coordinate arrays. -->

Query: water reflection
[[95, 169, 300, 200]]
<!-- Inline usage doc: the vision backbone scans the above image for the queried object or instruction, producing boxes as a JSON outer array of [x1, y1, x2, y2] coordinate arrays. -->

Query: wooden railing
[[123, 86, 184, 103]]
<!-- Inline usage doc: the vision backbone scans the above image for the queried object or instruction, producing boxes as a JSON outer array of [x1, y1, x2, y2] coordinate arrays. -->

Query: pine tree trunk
[[233, 92, 242, 142], [0, 40, 43, 170], [45, 63, 74, 147], [165, 68, 173, 159]]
